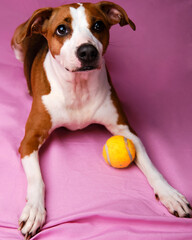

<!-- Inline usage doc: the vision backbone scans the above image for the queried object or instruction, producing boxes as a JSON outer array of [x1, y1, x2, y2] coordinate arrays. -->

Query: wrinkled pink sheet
[[0, 0, 192, 239]]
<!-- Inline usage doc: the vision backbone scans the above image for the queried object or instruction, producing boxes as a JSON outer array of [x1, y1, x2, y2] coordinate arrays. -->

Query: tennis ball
[[102, 135, 136, 168]]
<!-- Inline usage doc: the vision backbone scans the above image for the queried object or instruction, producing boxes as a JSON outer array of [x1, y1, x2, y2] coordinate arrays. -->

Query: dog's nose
[[77, 44, 98, 63]]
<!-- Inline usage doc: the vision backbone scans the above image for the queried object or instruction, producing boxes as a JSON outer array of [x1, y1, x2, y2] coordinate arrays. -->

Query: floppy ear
[[97, 1, 136, 30], [15, 7, 53, 44]]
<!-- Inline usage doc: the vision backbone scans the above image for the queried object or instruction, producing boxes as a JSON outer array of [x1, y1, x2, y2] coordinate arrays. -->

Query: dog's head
[[16, 1, 135, 72]]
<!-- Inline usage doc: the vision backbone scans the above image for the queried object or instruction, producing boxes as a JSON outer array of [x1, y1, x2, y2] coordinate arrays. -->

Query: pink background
[[0, 0, 192, 239]]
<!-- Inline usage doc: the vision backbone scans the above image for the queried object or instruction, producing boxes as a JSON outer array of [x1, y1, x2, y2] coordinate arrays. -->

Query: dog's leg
[[19, 151, 46, 239], [106, 123, 191, 217], [94, 88, 191, 217], [18, 105, 51, 238]]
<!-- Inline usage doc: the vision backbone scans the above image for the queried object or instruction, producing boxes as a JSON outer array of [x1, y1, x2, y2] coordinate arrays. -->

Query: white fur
[[19, 151, 46, 235], [55, 5, 103, 72]]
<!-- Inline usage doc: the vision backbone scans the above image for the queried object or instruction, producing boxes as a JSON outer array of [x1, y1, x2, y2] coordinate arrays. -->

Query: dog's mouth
[[66, 65, 99, 73], [76, 66, 97, 72]]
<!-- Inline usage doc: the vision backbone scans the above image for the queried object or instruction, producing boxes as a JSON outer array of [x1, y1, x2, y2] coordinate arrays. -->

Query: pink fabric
[[0, 0, 192, 239]]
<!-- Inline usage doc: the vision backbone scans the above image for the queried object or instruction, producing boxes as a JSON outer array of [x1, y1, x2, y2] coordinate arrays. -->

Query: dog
[[11, 1, 191, 239]]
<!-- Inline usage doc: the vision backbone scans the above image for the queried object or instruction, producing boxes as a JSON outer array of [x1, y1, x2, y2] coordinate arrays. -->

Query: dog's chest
[[43, 81, 93, 130]]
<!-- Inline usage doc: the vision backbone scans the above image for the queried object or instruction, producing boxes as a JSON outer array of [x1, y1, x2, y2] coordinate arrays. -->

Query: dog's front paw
[[19, 181, 46, 239], [19, 201, 46, 239], [155, 181, 192, 218]]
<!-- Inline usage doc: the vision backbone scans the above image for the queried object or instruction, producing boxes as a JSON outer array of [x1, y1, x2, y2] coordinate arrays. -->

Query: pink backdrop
[[0, 0, 192, 239]]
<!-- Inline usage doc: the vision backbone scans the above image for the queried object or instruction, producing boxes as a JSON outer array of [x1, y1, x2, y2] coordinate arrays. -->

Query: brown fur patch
[[106, 69, 137, 135], [155, 194, 159, 200], [19, 101, 52, 158], [19, 43, 52, 158], [46, 6, 74, 57], [23, 35, 47, 94]]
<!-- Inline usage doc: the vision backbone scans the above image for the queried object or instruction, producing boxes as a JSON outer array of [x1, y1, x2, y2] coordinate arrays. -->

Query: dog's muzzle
[[76, 43, 99, 71]]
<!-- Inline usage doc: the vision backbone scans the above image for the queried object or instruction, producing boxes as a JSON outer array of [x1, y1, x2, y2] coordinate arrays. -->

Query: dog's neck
[[44, 51, 110, 110]]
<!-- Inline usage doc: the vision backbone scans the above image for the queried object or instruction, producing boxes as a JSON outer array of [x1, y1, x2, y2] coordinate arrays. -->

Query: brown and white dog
[[11, 1, 191, 239]]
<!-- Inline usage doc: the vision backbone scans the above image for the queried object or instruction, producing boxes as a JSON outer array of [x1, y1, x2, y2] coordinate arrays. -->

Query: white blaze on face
[[55, 4, 103, 72]]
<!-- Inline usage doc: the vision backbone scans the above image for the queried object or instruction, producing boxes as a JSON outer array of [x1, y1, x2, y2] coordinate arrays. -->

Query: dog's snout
[[77, 44, 98, 63]]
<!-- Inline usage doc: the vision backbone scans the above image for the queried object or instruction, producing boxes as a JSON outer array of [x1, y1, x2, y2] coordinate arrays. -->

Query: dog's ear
[[97, 1, 136, 30], [16, 8, 53, 44]]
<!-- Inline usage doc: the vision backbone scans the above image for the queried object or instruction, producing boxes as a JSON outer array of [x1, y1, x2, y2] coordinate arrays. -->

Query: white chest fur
[[42, 51, 111, 131]]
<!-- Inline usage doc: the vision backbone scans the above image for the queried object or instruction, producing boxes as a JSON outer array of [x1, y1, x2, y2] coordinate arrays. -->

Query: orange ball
[[102, 136, 136, 168]]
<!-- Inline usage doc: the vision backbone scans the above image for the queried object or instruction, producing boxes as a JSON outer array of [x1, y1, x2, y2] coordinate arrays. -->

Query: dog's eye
[[92, 21, 105, 33], [56, 25, 69, 36]]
